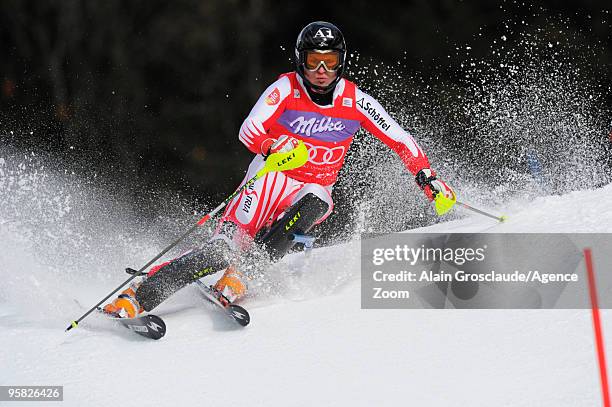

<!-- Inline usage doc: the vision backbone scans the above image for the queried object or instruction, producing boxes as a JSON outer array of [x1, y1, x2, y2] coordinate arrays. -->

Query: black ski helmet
[[295, 21, 347, 94]]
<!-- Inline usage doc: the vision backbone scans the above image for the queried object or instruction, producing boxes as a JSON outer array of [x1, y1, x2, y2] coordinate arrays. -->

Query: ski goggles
[[304, 50, 342, 72]]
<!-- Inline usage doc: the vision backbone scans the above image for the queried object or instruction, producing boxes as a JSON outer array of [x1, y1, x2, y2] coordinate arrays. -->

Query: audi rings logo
[[304, 142, 345, 165]]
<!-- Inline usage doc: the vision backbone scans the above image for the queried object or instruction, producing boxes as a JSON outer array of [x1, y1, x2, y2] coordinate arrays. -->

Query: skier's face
[[304, 65, 337, 93]]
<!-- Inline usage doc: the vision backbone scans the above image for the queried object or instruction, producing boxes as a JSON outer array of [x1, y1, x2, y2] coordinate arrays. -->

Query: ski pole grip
[[258, 141, 309, 178]]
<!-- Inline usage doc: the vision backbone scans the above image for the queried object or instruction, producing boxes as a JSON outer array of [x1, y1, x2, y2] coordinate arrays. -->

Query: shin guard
[[259, 193, 329, 261]]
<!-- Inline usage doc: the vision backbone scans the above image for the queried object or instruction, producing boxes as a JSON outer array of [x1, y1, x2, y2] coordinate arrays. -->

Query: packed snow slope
[[2, 183, 612, 407]]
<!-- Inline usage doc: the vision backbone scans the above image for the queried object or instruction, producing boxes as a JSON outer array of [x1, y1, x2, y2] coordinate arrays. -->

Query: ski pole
[[456, 200, 507, 222], [434, 193, 506, 222], [65, 142, 309, 332]]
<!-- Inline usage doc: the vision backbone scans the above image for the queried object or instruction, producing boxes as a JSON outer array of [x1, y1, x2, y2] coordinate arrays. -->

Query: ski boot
[[102, 280, 144, 318], [212, 265, 247, 306]]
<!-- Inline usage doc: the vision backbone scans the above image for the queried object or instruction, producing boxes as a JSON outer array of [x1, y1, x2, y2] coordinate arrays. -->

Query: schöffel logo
[[289, 116, 346, 138], [356, 98, 391, 131], [265, 88, 280, 105]]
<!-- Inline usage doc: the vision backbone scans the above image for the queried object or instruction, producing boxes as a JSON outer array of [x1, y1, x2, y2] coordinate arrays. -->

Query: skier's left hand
[[415, 168, 455, 201]]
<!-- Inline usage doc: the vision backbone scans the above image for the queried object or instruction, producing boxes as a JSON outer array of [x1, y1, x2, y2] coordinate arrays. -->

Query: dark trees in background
[[1, 1, 610, 211]]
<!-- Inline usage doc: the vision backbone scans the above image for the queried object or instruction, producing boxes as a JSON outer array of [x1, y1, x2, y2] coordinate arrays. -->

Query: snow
[[2, 183, 612, 406]]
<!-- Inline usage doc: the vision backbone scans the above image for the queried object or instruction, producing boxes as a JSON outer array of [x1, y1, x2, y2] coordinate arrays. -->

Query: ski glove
[[415, 168, 456, 201], [261, 135, 300, 159]]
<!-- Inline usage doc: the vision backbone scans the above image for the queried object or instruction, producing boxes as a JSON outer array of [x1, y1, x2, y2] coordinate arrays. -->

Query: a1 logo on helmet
[[314, 28, 334, 47]]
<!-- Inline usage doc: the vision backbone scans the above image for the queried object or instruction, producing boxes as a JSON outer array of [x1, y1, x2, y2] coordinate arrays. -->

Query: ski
[[98, 310, 167, 340], [195, 280, 250, 326]]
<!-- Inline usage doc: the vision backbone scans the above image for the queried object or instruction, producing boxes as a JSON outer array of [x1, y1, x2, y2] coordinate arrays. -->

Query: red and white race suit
[[214, 72, 431, 249]]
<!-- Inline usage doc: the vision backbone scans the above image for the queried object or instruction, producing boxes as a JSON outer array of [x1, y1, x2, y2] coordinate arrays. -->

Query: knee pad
[[290, 184, 333, 223]]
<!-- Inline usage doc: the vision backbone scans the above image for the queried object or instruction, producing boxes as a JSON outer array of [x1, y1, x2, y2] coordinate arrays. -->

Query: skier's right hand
[[261, 135, 300, 158], [415, 168, 455, 201]]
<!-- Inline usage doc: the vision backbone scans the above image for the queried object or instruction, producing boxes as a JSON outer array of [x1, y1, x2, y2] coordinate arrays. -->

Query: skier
[[103, 21, 456, 318]]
